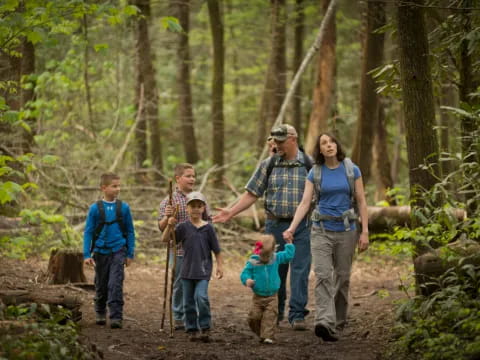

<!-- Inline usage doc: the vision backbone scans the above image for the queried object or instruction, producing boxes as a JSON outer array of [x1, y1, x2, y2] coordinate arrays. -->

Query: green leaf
[[160, 16, 182, 33], [93, 43, 109, 52], [123, 5, 139, 16], [26, 29, 43, 44], [0, 181, 24, 204], [41, 154, 59, 164]]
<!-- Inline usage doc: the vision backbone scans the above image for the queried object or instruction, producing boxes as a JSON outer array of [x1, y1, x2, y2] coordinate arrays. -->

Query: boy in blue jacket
[[240, 234, 294, 344], [83, 173, 135, 329]]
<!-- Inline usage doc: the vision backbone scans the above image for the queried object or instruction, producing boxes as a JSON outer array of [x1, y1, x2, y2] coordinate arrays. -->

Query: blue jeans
[[93, 248, 126, 320], [170, 254, 184, 321], [182, 279, 211, 332], [266, 218, 311, 323]]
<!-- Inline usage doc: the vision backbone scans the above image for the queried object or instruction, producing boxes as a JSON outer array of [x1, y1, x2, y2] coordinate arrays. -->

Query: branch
[[109, 84, 144, 173]]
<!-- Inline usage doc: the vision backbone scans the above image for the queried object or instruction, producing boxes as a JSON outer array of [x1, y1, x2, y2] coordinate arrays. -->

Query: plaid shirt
[[159, 188, 211, 255], [246, 150, 310, 219]]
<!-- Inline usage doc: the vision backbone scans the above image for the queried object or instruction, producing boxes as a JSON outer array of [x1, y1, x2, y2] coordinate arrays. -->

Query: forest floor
[[1, 243, 412, 360]]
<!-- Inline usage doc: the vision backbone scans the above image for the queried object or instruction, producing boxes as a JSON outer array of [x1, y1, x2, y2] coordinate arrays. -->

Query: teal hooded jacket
[[240, 243, 295, 297]]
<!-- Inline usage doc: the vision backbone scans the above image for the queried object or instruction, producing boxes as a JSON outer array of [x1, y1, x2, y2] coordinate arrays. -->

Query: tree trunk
[[397, 0, 441, 295], [46, 249, 87, 285], [134, 0, 163, 181], [351, 0, 386, 185], [438, 83, 456, 178], [20, 39, 36, 154], [207, 0, 225, 186], [292, 0, 305, 138], [458, 0, 479, 214], [256, 0, 287, 152], [175, 0, 199, 164], [305, 0, 336, 154], [373, 100, 395, 203]]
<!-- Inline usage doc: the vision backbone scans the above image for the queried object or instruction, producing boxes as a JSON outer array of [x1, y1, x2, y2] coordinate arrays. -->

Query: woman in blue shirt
[[283, 132, 369, 342]]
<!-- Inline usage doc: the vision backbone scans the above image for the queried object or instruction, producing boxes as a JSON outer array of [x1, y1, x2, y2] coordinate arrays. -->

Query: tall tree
[[396, 0, 440, 242], [20, 39, 35, 154], [256, 0, 287, 152], [292, 0, 305, 138], [174, 0, 199, 164], [133, 0, 163, 181], [305, 0, 336, 154], [351, 0, 386, 185], [207, 0, 225, 185]]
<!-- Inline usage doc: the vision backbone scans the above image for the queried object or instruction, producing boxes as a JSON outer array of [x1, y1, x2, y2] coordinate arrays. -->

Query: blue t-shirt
[[175, 221, 221, 280], [307, 162, 361, 231]]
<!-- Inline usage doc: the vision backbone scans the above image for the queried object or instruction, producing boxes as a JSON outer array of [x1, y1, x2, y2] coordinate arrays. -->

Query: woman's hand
[[358, 232, 369, 252]]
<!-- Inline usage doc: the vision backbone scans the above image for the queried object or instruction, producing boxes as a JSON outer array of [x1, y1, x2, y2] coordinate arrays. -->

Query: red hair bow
[[253, 241, 263, 255]]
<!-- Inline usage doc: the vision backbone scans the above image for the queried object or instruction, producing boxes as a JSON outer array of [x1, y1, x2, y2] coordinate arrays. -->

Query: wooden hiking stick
[[168, 203, 179, 338], [160, 180, 174, 331]]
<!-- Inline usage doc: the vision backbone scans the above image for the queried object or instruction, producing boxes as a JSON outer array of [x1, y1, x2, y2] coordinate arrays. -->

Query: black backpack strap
[[115, 199, 127, 241], [91, 200, 106, 253]]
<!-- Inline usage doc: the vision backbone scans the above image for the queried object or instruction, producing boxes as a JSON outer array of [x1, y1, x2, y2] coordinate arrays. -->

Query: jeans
[[170, 254, 184, 321], [310, 226, 357, 332], [182, 279, 211, 332], [93, 247, 126, 320], [265, 218, 311, 323]]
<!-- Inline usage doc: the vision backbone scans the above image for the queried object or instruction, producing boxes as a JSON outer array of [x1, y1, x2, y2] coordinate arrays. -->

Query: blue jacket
[[83, 200, 135, 259], [240, 244, 295, 297]]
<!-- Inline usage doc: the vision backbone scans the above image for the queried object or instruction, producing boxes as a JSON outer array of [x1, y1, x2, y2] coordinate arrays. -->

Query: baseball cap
[[186, 191, 207, 205], [270, 124, 298, 142]]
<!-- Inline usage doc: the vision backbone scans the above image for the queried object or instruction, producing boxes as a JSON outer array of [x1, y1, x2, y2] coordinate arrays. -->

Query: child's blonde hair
[[258, 234, 275, 263]]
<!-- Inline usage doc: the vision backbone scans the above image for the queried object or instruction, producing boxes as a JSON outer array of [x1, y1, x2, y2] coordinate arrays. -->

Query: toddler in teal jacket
[[240, 234, 295, 344]]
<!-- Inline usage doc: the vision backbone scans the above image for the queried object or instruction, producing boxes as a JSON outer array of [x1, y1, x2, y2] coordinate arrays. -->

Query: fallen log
[[234, 205, 466, 232]]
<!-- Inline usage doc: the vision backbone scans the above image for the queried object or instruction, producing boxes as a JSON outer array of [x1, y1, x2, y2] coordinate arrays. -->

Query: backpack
[[310, 158, 358, 231], [91, 199, 127, 253], [264, 149, 313, 217]]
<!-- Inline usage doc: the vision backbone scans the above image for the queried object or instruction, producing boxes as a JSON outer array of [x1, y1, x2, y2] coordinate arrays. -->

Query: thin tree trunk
[[351, 0, 386, 184], [305, 0, 336, 154], [256, 0, 287, 152], [292, 0, 305, 139], [207, 0, 225, 185], [396, 0, 440, 248], [20, 40, 35, 154], [134, 0, 163, 181], [83, 14, 94, 135], [438, 83, 456, 177], [176, 0, 199, 164], [373, 100, 394, 203]]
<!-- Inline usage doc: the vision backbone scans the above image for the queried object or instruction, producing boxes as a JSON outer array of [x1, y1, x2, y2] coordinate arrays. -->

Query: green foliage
[[0, 304, 96, 360], [388, 264, 480, 360]]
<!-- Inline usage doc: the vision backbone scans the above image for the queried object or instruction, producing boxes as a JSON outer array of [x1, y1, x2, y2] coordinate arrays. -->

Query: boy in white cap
[[167, 191, 223, 342]]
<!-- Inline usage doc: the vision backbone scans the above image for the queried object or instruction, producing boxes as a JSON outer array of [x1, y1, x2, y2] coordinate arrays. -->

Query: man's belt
[[266, 213, 293, 222]]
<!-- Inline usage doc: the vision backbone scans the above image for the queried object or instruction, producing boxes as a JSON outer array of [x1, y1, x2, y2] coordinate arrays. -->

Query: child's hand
[[246, 279, 255, 288], [125, 258, 133, 267], [165, 205, 174, 217], [282, 229, 293, 243], [216, 267, 223, 279], [84, 258, 95, 267]]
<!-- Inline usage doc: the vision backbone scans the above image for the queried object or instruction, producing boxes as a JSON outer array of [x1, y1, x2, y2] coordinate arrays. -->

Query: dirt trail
[[78, 254, 408, 360]]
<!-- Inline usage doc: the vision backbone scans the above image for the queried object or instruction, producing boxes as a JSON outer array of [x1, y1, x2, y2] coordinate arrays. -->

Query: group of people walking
[[82, 123, 369, 345]]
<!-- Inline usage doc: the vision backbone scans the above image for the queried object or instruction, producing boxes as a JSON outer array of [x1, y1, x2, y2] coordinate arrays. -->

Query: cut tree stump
[[46, 249, 87, 285]]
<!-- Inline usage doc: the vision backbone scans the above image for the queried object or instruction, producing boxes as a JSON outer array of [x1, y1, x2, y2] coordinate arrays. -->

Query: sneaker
[[110, 319, 123, 329], [263, 338, 274, 344], [314, 324, 338, 342], [174, 319, 185, 330], [188, 331, 199, 342], [292, 319, 307, 331], [95, 314, 106, 325], [200, 328, 211, 343]]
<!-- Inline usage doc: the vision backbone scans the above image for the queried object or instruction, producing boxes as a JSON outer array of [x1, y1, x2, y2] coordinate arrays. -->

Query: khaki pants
[[248, 293, 278, 340], [311, 225, 357, 333]]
